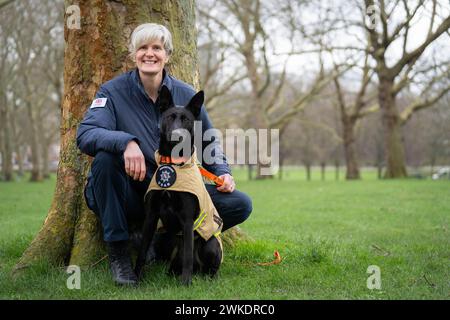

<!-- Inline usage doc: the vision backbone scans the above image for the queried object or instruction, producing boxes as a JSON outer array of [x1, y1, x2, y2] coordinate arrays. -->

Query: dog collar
[[160, 155, 191, 165]]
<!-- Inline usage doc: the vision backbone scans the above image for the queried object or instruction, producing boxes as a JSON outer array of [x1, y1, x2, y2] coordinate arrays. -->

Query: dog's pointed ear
[[159, 85, 175, 114], [185, 90, 204, 119]]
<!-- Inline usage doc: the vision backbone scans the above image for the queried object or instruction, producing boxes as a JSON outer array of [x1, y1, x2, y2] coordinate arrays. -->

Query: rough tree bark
[[15, 0, 245, 272]]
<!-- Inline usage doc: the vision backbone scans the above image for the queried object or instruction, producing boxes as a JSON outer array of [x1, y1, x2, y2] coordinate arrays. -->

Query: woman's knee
[[232, 190, 252, 224], [239, 191, 253, 218]]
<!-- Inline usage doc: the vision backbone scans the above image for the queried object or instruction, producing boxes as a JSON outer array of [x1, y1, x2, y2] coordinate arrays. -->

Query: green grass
[[0, 169, 449, 299]]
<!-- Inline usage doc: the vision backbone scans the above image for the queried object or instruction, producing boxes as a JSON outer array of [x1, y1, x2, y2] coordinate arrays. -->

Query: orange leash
[[198, 166, 224, 187], [257, 251, 282, 266]]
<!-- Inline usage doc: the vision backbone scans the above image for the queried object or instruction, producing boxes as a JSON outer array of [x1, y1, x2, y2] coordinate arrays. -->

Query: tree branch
[[389, 14, 450, 78], [0, 0, 15, 10], [400, 85, 450, 124]]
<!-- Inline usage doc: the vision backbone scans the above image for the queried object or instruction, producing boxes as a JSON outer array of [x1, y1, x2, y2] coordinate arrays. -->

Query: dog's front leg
[[181, 221, 194, 286], [135, 196, 158, 280]]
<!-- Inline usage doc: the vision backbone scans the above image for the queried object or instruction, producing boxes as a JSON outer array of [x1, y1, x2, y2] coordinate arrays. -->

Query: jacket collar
[[132, 68, 173, 99]]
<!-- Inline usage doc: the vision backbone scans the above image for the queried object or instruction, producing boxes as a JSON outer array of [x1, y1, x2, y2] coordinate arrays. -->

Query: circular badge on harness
[[156, 165, 177, 188]]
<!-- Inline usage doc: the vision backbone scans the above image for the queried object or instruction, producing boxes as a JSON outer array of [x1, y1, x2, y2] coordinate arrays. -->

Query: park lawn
[[0, 168, 449, 299]]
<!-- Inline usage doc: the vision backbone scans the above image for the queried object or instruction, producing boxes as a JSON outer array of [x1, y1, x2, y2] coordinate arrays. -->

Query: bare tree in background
[[286, 0, 450, 178], [38, 5, 64, 179], [281, 1, 380, 179], [1, 0, 68, 182], [197, 7, 247, 118], [363, 0, 450, 177], [403, 93, 450, 172], [11, 1, 47, 181], [0, 4, 15, 181], [425, 96, 450, 171], [297, 112, 318, 181], [332, 52, 379, 179], [198, 0, 337, 178], [6, 1, 62, 181]]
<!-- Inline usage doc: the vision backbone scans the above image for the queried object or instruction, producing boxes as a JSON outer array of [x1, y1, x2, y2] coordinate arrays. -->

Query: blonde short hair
[[129, 23, 173, 60]]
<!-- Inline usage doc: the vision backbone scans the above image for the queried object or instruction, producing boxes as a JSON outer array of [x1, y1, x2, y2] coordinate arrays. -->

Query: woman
[[76, 23, 252, 286]]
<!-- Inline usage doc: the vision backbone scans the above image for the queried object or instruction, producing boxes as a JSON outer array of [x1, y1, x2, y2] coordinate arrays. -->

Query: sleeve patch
[[90, 98, 107, 108]]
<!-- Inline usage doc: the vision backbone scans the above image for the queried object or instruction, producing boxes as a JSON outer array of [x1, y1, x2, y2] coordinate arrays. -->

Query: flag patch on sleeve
[[90, 98, 107, 108]]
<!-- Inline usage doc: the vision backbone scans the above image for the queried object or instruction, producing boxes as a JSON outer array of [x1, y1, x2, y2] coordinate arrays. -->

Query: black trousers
[[84, 151, 252, 242]]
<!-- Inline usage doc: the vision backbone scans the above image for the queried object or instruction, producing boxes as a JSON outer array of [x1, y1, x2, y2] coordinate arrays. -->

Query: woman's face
[[135, 38, 169, 77]]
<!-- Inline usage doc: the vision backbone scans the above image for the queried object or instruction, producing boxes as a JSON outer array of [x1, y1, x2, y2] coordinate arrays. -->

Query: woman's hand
[[216, 174, 235, 193], [124, 140, 146, 181]]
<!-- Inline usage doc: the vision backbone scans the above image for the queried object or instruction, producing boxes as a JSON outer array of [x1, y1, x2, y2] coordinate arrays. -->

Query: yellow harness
[[147, 149, 223, 254]]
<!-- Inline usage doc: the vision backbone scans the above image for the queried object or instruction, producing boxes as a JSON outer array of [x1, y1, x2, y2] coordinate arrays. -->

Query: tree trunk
[[15, 0, 223, 271], [0, 90, 13, 181], [376, 164, 381, 179], [342, 117, 360, 180], [40, 127, 53, 180], [3, 123, 13, 181], [305, 163, 311, 181], [334, 158, 339, 181], [16, 145, 24, 178], [375, 136, 384, 179], [278, 154, 284, 180], [320, 162, 326, 181], [247, 164, 253, 180], [379, 78, 407, 178], [42, 143, 51, 179], [0, 117, 3, 181], [9, 104, 24, 178], [25, 101, 43, 182], [252, 106, 268, 179], [36, 109, 50, 179], [243, 41, 270, 179], [0, 127, 13, 181]]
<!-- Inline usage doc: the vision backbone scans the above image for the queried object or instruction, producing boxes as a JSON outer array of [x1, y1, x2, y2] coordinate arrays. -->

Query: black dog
[[135, 86, 222, 285]]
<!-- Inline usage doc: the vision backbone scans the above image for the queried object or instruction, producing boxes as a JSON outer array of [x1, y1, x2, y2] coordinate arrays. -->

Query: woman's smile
[[136, 39, 168, 77]]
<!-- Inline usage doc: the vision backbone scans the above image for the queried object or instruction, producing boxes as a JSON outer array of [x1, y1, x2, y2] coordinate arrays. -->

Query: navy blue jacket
[[76, 69, 231, 179]]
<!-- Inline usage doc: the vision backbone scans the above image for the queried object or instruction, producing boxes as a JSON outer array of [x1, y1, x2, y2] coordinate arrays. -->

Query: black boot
[[106, 240, 138, 286]]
